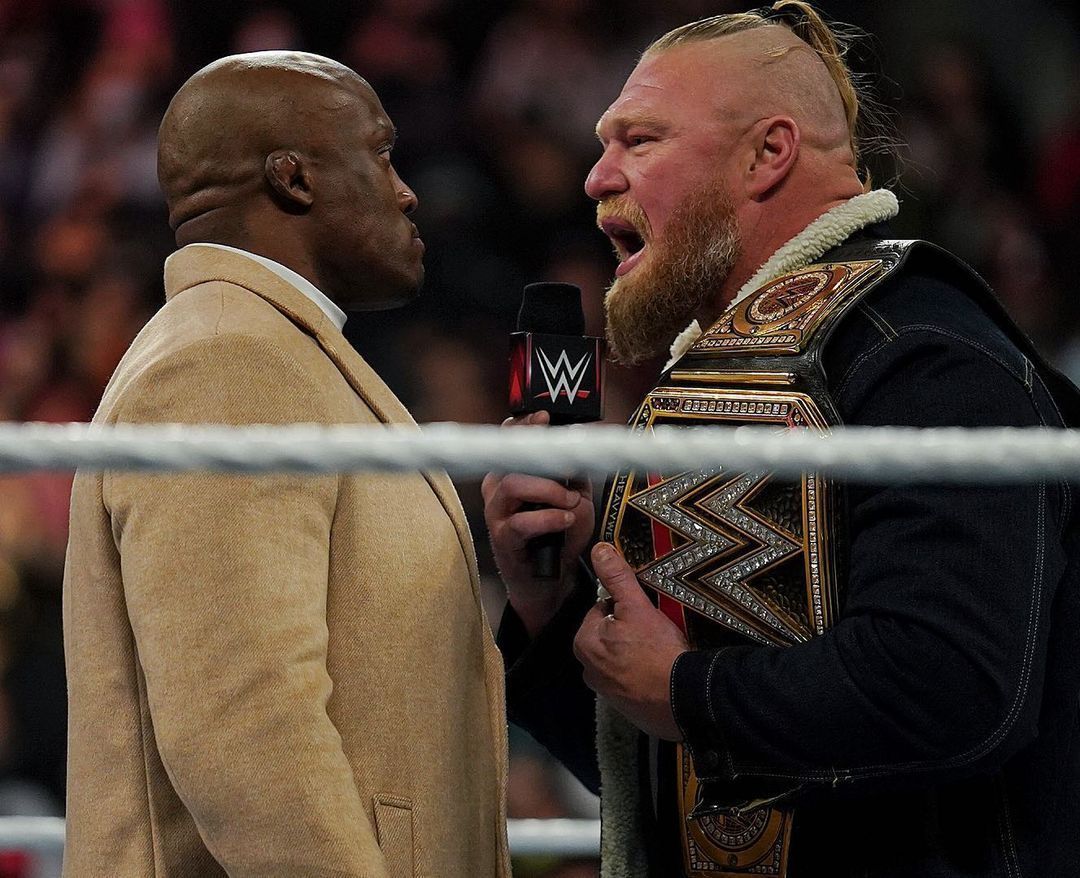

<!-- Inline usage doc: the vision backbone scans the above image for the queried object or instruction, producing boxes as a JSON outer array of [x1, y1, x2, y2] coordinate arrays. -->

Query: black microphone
[[509, 282, 605, 579]]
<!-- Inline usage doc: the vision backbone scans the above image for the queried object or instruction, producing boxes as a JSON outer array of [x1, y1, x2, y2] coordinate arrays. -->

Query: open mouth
[[600, 218, 648, 276]]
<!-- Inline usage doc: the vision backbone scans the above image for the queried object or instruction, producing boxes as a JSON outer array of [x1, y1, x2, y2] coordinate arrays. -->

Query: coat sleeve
[[670, 328, 1069, 807], [497, 563, 601, 794], [104, 332, 390, 878]]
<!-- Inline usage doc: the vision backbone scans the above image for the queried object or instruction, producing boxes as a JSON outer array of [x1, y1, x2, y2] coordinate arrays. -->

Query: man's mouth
[[599, 218, 647, 277]]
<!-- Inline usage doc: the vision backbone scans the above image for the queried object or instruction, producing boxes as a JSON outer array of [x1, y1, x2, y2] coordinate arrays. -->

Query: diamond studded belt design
[[602, 386, 839, 878]]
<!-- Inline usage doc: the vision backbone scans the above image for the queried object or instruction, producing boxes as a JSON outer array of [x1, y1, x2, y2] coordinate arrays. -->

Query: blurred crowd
[[0, 0, 1077, 875]]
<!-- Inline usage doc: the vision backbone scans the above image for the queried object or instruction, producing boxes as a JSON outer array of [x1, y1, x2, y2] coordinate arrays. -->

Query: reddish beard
[[601, 182, 741, 366]]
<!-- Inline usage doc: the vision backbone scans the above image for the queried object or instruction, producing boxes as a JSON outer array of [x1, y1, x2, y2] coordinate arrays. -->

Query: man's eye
[[628, 135, 652, 147]]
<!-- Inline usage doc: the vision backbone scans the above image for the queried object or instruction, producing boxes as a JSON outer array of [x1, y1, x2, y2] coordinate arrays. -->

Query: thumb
[[591, 542, 650, 611]]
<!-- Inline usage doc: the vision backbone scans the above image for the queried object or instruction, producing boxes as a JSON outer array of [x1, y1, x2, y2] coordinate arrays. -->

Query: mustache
[[596, 197, 653, 239]]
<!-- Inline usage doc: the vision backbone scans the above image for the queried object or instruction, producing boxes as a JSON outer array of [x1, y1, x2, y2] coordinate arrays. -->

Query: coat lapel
[[163, 245, 482, 587], [314, 325, 483, 591]]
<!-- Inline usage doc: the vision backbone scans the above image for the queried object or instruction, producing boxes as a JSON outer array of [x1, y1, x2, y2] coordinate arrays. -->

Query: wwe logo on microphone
[[508, 330, 602, 420], [536, 348, 592, 405]]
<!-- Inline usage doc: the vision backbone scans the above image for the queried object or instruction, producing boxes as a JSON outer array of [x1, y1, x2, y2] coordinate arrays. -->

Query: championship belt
[[601, 242, 914, 877]]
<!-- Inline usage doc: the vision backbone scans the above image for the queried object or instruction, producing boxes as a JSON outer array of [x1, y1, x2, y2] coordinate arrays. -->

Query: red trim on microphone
[[525, 335, 533, 392]]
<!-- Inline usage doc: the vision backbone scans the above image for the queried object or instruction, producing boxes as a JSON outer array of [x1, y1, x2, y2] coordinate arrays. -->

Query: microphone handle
[[525, 486, 567, 580]]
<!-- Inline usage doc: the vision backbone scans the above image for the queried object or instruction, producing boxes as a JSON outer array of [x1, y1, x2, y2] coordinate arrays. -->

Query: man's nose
[[585, 148, 628, 201], [394, 169, 418, 215], [399, 186, 418, 215]]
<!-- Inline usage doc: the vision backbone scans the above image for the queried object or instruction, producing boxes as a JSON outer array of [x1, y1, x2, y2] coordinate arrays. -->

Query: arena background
[[0, 1, 1078, 876]]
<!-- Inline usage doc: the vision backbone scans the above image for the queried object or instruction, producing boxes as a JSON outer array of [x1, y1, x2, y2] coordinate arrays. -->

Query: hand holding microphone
[[481, 282, 604, 636]]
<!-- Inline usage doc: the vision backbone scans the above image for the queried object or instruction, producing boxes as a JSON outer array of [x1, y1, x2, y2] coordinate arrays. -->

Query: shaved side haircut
[[646, 1, 895, 187]]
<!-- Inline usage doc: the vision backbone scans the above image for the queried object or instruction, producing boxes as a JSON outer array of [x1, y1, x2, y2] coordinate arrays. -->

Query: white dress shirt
[[194, 242, 347, 331]]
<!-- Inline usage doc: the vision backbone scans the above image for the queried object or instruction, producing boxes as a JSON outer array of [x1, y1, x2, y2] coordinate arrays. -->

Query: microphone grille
[[517, 282, 585, 335]]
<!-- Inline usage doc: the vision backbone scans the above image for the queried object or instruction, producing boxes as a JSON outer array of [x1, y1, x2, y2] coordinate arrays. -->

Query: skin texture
[[157, 51, 423, 311], [487, 25, 867, 740], [574, 543, 689, 739]]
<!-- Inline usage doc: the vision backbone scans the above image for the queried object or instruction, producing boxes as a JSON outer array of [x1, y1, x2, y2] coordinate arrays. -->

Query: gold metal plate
[[679, 745, 792, 877], [602, 387, 838, 646], [689, 259, 884, 357], [669, 370, 796, 386], [601, 386, 843, 878]]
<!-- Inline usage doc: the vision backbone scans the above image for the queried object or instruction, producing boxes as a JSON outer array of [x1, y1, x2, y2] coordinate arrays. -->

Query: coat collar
[[164, 243, 413, 426], [192, 242, 347, 331]]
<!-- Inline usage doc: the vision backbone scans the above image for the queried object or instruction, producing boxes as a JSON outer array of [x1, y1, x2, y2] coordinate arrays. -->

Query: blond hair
[[646, 1, 894, 187]]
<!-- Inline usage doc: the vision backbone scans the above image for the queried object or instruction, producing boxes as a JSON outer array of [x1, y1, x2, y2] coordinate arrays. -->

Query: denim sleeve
[[671, 328, 1068, 803], [497, 566, 601, 794]]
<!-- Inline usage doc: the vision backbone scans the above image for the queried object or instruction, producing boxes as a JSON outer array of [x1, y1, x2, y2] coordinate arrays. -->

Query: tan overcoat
[[62, 244, 510, 877]]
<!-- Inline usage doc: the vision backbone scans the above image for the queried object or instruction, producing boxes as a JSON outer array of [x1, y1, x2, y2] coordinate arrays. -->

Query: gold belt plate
[[602, 384, 840, 877]]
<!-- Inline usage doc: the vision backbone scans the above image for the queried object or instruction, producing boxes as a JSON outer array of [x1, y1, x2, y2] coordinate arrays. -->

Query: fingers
[[500, 411, 550, 428], [574, 599, 629, 694], [566, 475, 592, 497], [485, 414, 590, 509], [484, 412, 555, 498], [573, 601, 607, 665], [480, 471, 501, 504], [485, 473, 582, 518], [506, 507, 576, 542], [591, 542, 651, 612]]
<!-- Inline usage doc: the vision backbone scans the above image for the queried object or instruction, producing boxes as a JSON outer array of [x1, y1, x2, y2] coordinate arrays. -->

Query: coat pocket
[[373, 794, 416, 878]]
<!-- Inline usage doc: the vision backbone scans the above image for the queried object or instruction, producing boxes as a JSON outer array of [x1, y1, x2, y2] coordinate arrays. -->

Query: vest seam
[[834, 322, 1033, 410], [857, 302, 899, 341], [998, 776, 1022, 878], [898, 324, 1025, 383]]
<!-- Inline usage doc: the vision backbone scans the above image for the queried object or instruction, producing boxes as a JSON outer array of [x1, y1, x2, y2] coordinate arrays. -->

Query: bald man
[[63, 53, 510, 877], [484, 4, 1080, 877]]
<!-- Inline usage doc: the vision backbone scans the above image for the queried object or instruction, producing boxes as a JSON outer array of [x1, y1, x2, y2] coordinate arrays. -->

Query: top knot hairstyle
[[645, 1, 896, 189]]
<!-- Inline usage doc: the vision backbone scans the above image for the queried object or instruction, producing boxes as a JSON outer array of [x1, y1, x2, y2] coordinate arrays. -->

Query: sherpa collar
[[662, 189, 900, 370]]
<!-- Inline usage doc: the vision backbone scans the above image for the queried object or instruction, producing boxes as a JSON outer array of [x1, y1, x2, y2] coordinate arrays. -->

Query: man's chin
[[410, 265, 425, 298], [603, 259, 712, 366], [393, 263, 426, 304], [605, 292, 683, 366], [352, 271, 425, 312]]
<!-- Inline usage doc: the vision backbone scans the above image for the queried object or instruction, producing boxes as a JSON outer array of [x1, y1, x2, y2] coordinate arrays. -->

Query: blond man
[[485, 4, 1080, 877]]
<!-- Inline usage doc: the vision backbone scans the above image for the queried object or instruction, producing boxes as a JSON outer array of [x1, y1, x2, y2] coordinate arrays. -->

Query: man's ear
[[265, 149, 315, 211], [745, 117, 800, 200]]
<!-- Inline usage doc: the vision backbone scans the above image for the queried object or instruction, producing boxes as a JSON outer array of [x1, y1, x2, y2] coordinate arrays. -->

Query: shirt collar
[[193, 243, 347, 331]]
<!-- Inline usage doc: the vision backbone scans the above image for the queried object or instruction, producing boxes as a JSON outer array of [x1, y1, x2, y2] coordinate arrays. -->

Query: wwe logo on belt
[[536, 348, 592, 405]]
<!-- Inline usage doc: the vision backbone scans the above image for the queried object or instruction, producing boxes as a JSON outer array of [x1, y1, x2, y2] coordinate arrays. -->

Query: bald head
[[156, 51, 425, 311], [157, 51, 377, 236]]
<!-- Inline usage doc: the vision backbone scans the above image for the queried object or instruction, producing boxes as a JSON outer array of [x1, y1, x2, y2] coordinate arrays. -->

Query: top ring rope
[[2, 421, 1080, 483]]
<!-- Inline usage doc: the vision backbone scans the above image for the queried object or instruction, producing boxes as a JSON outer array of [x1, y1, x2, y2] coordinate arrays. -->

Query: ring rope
[[2, 421, 1079, 482], [0, 815, 602, 858]]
